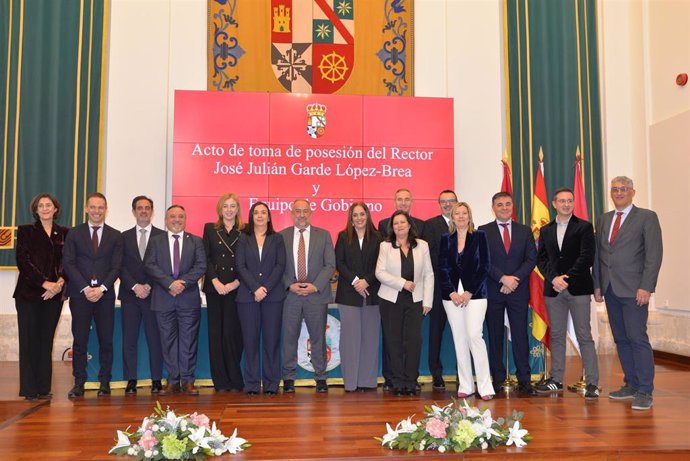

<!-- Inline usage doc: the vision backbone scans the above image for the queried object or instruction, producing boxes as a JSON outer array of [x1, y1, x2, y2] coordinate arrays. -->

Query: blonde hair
[[448, 202, 475, 234], [214, 192, 244, 231]]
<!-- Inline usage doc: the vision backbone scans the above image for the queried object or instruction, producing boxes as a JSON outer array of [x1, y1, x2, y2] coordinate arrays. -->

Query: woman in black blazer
[[13, 193, 68, 400], [202, 192, 244, 392], [439, 202, 494, 400], [235, 201, 286, 395], [334, 202, 383, 392]]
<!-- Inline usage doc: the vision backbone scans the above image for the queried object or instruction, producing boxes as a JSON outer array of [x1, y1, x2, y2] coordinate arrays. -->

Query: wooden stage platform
[[0, 355, 689, 460]]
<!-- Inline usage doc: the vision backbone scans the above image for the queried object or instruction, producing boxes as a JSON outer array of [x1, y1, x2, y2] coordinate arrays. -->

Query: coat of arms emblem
[[271, 0, 355, 93], [306, 103, 327, 138]]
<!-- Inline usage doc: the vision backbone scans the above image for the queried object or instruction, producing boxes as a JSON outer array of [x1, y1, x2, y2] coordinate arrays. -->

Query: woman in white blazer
[[376, 210, 434, 396]]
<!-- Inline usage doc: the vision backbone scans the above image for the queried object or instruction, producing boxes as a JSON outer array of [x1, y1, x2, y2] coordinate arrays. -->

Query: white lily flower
[[438, 445, 446, 453], [396, 416, 416, 433], [381, 423, 399, 446], [188, 425, 210, 448], [225, 428, 248, 454], [165, 411, 181, 430], [108, 430, 132, 454], [461, 401, 481, 419], [138, 417, 150, 434], [506, 421, 529, 448]]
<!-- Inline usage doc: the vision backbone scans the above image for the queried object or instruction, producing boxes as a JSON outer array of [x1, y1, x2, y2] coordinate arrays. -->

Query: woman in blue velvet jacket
[[438, 202, 494, 400]]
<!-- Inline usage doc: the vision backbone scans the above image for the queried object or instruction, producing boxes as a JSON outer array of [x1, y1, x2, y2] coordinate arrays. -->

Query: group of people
[[13, 175, 662, 411]]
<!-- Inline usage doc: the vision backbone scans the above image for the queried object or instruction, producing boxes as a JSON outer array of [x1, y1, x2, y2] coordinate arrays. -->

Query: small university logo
[[306, 103, 327, 138], [271, 0, 355, 93]]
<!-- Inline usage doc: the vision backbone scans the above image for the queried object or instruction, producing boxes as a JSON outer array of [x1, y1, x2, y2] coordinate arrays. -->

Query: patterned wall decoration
[[208, 0, 414, 96], [0, 0, 108, 268]]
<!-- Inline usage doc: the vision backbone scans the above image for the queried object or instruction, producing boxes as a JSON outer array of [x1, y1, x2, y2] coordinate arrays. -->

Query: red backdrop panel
[[173, 91, 454, 239]]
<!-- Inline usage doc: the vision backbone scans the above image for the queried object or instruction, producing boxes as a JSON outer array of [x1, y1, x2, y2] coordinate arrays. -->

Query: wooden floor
[[0, 355, 689, 460]]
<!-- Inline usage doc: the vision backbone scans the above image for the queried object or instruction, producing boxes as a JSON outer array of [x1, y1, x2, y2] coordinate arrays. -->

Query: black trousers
[[486, 297, 531, 384], [70, 294, 115, 384], [427, 283, 448, 380], [379, 294, 423, 390], [206, 293, 244, 391], [121, 297, 164, 381], [15, 298, 62, 397]]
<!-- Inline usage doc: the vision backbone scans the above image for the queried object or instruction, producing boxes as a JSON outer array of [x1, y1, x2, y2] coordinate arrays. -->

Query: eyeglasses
[[611, 186, 631, 193], [556, 199, 574, 204]]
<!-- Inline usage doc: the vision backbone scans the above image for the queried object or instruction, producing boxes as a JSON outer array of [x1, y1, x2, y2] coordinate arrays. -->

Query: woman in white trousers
[[438, 202, 494, 400]]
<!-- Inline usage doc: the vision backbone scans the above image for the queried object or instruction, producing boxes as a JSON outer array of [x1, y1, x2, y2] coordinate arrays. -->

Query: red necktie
[[609, 212, 623, 246], [91, 226, 100, 254], [297, 229, 307, 282], [500, 223, 511, 254], [172, 234, 180, 279]]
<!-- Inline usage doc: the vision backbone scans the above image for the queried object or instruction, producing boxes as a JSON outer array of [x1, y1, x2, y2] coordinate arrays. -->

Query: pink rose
[[425, 417, 448, 439], [138, 430, 157, 451], [190, 412, 210, 429]]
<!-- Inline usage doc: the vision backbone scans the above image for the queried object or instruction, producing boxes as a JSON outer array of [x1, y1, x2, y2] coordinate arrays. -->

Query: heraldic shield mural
[[271, 0, 355, 93], [207, 0, 413, 95]]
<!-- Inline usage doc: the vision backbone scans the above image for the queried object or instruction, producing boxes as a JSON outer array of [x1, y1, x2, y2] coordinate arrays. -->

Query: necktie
[[138, 228, 147, 260], [297, 229, 307, 282], [172, 234, 180, 279], [609, 211, 624, 246], [91, 226, 101, 254], [500, 223, 511, 254]]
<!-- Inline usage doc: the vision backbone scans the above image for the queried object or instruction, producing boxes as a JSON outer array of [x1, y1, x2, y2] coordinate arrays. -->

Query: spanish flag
[[529, 151, 550, 349]]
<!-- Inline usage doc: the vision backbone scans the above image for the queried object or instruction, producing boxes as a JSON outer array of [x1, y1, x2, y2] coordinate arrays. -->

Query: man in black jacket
[[535, 187, 599, 400], [63, 192, 123, 398], [118, 196, 164, 395], [422, 189, 457, 391]]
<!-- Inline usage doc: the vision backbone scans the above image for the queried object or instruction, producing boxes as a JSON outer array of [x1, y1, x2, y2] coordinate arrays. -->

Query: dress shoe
[[68, 384, 85, 398], [228, 388, 243, 393], [264, 390, 277, 396], [182, 383, 199, 396], [405, 388, 417, 396], [97, 382, 111, 396], [517, 383, 537, 396], [432, 378, 446, 391], [24, 395, 38, 401], [315, 380, 328, 393], [158, 382, 181, 396], [246, 390, 259, 396], [415, 382, 421, 391], [125, 380, 137, 395], [151, 380, 163, 394], [382, 379, 394, 392], [37, 393, 53, 400], [283, 380, 295, 393], [394, 388, 404, 396]]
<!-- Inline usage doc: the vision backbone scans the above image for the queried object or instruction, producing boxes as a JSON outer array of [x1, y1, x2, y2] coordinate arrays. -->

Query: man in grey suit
[[145, 205, 207, 396], [593, 176, 662, 411], [280, 199, 336, 393]]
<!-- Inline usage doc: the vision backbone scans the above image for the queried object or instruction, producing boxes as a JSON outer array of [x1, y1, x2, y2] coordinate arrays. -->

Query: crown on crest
[[306, 103, 327, 117]]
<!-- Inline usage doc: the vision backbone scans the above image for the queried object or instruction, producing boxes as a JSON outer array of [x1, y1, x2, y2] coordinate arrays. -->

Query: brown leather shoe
[[182, 383, 199, 396], [158, 382, 180, 396]]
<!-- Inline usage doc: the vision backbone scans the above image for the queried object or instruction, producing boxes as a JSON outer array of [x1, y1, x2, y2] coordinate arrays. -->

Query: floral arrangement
[[109, 402, 250, 460], [377, 399, 531, 453]]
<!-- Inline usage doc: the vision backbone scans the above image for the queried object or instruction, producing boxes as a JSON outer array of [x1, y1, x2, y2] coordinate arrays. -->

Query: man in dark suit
[[118, 196, 164, 395], [478, 192, 537, 395], [593, 176, 662, 411], [422, 189, 457, 391], [378, 188, 425, 238], [63, 192, 123, 398], [145, 205, 206, 396], [280, 199, 335, 393], [535, 187, 599, 400], [377, 188, 424, 390]]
